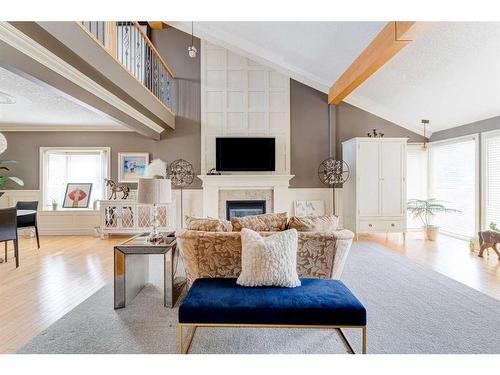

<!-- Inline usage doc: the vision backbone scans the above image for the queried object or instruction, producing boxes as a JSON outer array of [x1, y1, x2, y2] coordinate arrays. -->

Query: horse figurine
[[105, 178, 130, 200]]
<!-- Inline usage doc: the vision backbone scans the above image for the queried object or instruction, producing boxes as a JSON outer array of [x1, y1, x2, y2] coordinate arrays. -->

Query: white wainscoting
[[201, 40, 291, 174], [1, 188, 343, 234], [0, 190, 100, 235]]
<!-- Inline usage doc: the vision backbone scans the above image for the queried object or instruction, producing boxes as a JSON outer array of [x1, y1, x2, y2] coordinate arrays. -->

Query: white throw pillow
[[237, 228, 301, 288]]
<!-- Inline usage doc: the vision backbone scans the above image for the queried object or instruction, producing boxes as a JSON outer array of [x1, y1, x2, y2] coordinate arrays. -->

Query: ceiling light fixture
[[421, 119, 429, 149], [0, 91, 15, 105], [187, 22, 197, 59]]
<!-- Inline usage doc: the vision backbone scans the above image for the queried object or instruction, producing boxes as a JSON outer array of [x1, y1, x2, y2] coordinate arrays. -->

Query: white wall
[[201, 41, 291, 174]]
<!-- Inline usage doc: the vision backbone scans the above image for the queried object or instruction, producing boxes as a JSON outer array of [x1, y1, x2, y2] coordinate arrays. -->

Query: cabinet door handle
[[368, 224, 373, 227], [391, 223, 395, 227]]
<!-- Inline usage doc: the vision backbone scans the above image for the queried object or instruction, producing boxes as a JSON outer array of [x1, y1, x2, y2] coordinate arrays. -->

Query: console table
[[114, 233, 184, 309], [99, 200, 176, 237]]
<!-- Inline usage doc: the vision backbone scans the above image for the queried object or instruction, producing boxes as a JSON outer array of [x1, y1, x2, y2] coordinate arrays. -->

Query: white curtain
[[44, 150, 108, 209], [428, 136, 477, 237], [406, 144, 428, 229], [483, 131, 500, 230]]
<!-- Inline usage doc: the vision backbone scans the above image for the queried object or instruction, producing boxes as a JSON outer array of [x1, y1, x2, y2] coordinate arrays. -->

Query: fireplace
[[226, 200, 266, 220]]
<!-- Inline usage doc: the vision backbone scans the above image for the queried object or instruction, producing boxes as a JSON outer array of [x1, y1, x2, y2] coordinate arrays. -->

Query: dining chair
[[16, 201, 39, 249], [0, 207, 19, 268]]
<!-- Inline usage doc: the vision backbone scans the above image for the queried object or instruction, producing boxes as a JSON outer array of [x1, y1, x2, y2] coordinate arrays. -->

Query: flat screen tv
[[216, 137, 275, 172]]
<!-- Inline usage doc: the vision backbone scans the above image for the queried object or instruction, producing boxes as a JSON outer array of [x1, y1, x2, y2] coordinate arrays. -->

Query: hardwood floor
[[0, 235, 126, 354], [0, 232, 499, 354], [361, 231, 500, 301]]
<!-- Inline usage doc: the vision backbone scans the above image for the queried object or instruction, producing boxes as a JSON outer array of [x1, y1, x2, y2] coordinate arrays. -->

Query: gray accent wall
[[430, 116, 500, 142], [290, 80, 426, 188]]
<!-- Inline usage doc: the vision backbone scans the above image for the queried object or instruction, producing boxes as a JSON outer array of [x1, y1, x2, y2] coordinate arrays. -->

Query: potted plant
[[0, 159, 24, 195], [51, 198, 58, 211], [407, 198, 460, 241]]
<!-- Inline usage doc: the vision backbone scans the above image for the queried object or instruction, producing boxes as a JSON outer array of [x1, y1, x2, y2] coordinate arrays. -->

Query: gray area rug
[[18, 242, 500, 354]]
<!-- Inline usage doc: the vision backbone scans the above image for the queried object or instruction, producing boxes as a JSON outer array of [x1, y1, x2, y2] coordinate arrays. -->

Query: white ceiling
[[342, 22, 500, 134], [173, 21, 500, 136], [0, 66, 127, 131], [170, 21, 386, 93]]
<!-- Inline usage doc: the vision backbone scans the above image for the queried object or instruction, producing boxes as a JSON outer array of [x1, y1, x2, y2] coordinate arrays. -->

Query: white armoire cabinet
[[342, 137, 407, 239]]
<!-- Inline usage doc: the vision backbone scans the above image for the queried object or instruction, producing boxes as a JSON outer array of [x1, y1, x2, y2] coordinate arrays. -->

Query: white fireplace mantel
[[198, 174, 295, 218]]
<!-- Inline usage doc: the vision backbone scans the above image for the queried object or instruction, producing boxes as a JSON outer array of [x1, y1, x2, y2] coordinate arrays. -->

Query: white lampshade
[[137, 178, 172, 204]]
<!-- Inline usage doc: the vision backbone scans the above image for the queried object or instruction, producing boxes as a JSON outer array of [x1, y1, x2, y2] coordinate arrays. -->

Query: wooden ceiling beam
[[328, 21, 417, 105], [148, 22, 169, 30]]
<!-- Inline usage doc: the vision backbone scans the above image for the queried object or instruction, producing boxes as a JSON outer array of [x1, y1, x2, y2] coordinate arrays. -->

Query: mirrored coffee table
[[114, 233, 184, 309]]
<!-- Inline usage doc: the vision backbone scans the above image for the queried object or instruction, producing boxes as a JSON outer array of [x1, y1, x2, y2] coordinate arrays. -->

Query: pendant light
[[187, 22, 197, 58]]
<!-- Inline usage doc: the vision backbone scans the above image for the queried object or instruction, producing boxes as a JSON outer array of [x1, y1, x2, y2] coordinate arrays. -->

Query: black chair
[[16, 201, 40, 249], [0, 207, 19, 268]]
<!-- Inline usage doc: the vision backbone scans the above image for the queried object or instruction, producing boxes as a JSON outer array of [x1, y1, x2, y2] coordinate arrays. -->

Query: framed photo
[[118, 152, 149, 183], [294, 200, 325, 217], [63, 183, 92, 208]]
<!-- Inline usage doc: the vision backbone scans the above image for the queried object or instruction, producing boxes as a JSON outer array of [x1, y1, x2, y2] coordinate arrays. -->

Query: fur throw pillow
[[237, 228, 301, 288]]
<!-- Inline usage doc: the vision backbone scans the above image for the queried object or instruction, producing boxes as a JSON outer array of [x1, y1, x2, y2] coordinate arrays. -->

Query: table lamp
[[137, 178, 172, 241]]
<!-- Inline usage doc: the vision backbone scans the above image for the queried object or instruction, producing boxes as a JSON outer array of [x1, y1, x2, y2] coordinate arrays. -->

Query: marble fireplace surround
[[219, 189, 273, 219], [198, 175, 295, 218]]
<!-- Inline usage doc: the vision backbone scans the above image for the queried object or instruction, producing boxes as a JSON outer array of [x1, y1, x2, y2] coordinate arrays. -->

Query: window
[[428, 136, 478, 238], [40, 147, 110, 210], [407, 144, 428, 229], [482, 130, 500, 230]]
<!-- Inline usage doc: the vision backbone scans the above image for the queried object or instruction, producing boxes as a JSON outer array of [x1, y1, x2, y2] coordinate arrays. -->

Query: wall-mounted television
[[216, 137, 275, 172]]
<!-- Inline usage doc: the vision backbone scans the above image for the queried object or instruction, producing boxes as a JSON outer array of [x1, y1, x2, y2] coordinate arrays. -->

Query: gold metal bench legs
[[178, 324, 366, 354], [178, 325, 197, 354]]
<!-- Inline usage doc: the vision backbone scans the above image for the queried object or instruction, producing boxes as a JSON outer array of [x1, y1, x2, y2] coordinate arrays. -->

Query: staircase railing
[[79, 21, 176, 114]]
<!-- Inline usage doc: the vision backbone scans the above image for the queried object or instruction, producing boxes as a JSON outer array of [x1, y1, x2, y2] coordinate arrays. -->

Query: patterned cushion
[[185, 216, 233, 232], [288, 215, 339, 232], [231, 212, 288, 232], [237, 228, 300, 288]]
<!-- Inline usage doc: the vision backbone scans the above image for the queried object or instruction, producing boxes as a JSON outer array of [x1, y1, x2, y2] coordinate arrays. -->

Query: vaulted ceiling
[[172, 21, 500, 135]]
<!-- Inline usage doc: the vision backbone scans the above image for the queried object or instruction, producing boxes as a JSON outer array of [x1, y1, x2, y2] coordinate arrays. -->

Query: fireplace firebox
[[226, 200, 266, 220]]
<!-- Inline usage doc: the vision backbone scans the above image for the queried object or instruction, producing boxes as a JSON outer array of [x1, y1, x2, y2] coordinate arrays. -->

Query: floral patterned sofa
[[176, 213, 354, 287]]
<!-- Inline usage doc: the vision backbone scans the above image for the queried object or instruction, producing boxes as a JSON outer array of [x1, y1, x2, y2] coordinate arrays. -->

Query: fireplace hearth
[[226, 200, 266, 220]]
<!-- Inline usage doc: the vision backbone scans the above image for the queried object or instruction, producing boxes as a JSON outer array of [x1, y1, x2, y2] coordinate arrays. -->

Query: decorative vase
[[426, 226, 439, 241], [52, 203, 58, 211]]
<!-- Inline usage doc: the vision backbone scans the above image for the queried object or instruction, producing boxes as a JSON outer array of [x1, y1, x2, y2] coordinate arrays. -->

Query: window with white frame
[[41, 147, 110, 210], [428, 136, 478, 238], [482, 130, 500, 230], [407, 144, 428, 229]]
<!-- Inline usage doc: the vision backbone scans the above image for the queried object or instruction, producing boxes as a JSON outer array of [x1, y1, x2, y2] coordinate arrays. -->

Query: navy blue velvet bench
[[178, 278, 367, 354]]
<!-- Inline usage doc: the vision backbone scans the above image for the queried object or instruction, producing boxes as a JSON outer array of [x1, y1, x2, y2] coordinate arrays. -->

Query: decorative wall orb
[[0, 133, 7, 154], [167, 159, 195, 188], [318, 158, 350, 186]]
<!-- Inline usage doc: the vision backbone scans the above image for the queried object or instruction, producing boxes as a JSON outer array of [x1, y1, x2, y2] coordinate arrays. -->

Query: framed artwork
[[63, 183, 92, 208], [118, 152, 149, 183], [294, 200, 325, 217]]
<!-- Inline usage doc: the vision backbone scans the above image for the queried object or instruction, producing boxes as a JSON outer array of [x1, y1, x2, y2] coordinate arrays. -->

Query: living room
[[1, 0, 499, 373]]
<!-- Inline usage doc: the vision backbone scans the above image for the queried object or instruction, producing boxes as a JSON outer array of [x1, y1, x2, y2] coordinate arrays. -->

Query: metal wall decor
[[367, 129, 384, 138], [318, 158, 350, 186], [168, 159, 195, 226], [317, 104, 350, 215]]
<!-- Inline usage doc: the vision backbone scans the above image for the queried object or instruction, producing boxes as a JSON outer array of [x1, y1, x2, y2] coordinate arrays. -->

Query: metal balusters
[[80, 21, 177, 113]]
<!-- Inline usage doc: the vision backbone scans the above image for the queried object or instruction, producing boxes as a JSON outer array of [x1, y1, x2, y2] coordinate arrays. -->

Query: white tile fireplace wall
[[219, 189, 273, 219]]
